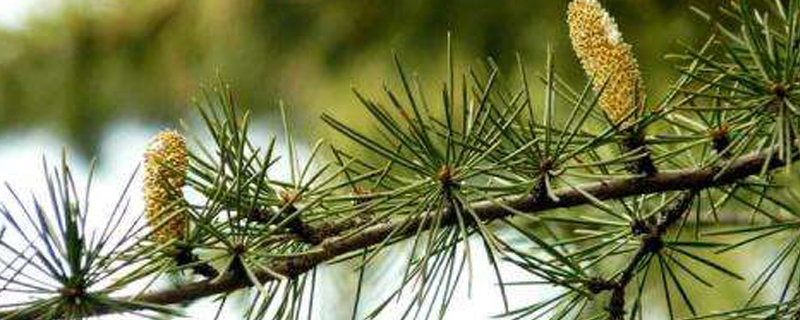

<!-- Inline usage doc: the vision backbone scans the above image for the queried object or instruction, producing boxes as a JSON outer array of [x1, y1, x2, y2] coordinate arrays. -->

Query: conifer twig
[[0, 140, 791, 320]]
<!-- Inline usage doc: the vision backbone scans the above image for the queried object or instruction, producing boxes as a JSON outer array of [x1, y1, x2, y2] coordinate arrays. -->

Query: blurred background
[[0, 0, 764, 319], [0, 0, 720, 155]]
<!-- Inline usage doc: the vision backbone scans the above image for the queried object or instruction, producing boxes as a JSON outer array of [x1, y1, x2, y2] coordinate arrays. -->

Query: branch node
[[174, 245, 220, 279], [620, 127, 657, 176]]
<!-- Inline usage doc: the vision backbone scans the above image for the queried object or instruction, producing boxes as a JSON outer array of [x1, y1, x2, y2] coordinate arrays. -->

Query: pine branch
[[0, 139, 791, 320]]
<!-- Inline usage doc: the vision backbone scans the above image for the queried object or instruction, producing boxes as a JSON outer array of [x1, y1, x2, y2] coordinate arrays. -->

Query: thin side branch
[[607, 190, 697, 319]]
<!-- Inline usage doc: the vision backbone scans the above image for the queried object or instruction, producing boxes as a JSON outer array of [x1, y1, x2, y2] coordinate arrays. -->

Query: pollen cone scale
[[143, 129, 189, 244], [567, 0, 644, 123]]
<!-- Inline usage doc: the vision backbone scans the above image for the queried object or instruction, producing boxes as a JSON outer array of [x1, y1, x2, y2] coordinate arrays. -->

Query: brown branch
[[0, 146, 788, 319], [607, 190, 697, 319]]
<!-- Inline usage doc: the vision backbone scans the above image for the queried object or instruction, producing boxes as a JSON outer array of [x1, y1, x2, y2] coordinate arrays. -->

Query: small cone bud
[[567, 0, 644, 122], [143, 130, 188, 244]]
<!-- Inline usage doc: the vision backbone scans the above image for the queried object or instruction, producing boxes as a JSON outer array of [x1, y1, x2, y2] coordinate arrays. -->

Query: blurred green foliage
[[0, 0, 721, 154]]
